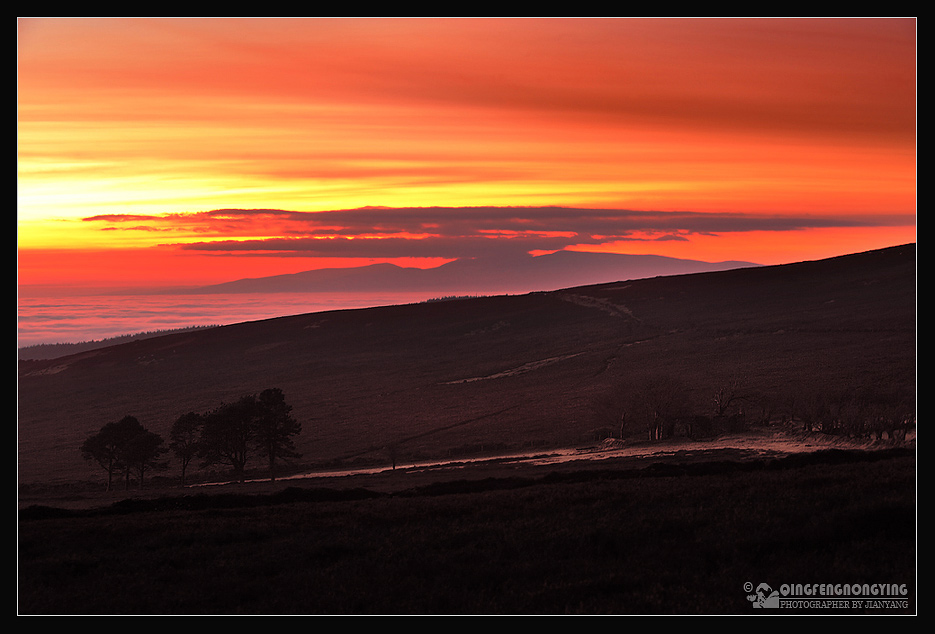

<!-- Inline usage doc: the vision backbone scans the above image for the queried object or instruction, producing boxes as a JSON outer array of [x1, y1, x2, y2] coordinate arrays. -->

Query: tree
[[254, 388, 302, 481], [123, 429, 168, 488], [626, 374, 692, 441], [194, 388, 303, 482], [80, 415, 156, 491], [170, 411, 204, 486], [198, 395, 258, 482], [80, 426, 122, 492], [712, 375, 746, 417], [591, 391, 630, 440]]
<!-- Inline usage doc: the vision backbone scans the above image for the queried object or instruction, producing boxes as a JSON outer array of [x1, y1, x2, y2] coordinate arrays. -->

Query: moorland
[[17, 244, 917, 614]]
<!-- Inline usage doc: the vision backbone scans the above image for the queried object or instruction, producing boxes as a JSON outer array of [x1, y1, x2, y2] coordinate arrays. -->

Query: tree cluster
[[80, 388, 301, 489], [80, 415, 167, 491], [795, 384, 915, 441], [608, 373, 915, 444]]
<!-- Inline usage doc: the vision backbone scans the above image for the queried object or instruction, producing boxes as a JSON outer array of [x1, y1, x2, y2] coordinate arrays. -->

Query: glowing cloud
[[18, 18, 916, 288]]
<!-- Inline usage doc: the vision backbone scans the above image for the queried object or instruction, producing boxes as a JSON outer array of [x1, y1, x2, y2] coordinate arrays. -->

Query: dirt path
[[18, 426, 914, 512]]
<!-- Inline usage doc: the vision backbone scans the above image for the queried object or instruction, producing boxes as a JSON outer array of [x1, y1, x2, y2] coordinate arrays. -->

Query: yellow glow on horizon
[[570, 225, 917, 267], [18, 18, 916, 287]]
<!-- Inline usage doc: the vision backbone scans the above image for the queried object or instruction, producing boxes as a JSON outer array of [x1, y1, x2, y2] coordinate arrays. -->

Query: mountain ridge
[[187, 251, 761, 295]]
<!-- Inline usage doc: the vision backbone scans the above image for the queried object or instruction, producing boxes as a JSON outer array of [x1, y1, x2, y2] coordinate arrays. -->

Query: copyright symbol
[[743, 582, 753, 592]]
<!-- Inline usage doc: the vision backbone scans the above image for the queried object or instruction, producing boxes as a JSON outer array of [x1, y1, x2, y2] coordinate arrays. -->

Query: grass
[[18, 448, 916, 615]]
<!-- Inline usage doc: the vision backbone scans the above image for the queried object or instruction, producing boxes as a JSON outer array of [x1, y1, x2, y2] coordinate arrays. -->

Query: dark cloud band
[[82, 206, 912, 259]]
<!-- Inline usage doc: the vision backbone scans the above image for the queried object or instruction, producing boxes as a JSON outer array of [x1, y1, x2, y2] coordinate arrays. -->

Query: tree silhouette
[[80, 415, 164, 491], [712, 375, 747, 417], [591, 390, 630, 440], [196, 388, 303, 482], [80, 423, 124, 492], [123, 429, 168, 488], [254, 388, 302, 481], [169, 411, 204, 486], [198, 395, 257, 482], [385, 441, 401, 470], [626, 374, 692, 441]]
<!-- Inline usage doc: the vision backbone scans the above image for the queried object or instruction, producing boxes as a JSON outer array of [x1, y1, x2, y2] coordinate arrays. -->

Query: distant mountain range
[[189, 251, 760, 295]]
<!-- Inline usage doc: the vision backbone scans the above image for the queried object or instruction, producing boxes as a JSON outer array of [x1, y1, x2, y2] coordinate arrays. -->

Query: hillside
[[17, 325, 220, 361], [17, 244, 916, 488]]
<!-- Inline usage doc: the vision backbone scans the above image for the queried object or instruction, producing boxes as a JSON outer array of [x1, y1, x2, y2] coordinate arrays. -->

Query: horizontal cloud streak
[[18, 19, 916, 281], [81, 206, 913, 260], [20, 19, 914, 145]]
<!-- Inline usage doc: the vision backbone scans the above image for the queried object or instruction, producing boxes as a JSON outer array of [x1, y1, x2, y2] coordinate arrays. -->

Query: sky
[[18, 17, 917, 292]]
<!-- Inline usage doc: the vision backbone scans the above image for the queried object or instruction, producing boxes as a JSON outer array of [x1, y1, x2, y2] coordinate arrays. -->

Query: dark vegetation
[[18, 325, 219, 361], [80, 388, 301, 490], [17, 244, 917, 614], [18, 448, 915, 614], [80, 415, 168, 492]]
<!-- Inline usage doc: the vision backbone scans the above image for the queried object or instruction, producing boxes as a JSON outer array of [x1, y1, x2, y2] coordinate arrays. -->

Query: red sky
[[18, 18, 916, 290]]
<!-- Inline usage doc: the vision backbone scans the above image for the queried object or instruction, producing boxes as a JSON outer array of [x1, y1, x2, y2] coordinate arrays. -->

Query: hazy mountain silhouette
[[188, 251, 760, 295]]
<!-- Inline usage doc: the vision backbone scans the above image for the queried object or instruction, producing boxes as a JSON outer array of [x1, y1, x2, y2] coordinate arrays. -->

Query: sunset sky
[[18, 18, 916, 291]]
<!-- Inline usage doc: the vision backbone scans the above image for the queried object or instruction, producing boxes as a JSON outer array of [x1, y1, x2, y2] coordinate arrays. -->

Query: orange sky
[[17, 18, 916, 290]]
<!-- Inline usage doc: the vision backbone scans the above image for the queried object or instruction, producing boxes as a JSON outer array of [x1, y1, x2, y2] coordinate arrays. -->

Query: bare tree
[[627, 373, 692, 441], [712, 375, 746, 417], [591, 392, 630, 440]]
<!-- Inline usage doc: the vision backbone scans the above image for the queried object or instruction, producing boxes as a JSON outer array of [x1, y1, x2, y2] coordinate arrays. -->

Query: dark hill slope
[[18, 244, 915, 486]]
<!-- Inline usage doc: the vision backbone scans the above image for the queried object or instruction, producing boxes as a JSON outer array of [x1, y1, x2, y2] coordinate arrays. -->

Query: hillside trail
[[235, 424, 914, 485], [18, 425, 914, 512]]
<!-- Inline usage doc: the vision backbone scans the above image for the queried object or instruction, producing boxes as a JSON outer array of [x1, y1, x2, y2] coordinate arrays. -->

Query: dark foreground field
[[18, 445, 916, 615]]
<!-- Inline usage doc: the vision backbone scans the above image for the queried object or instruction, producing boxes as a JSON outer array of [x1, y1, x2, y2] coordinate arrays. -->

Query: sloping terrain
[[17, 244, 916, 487]]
